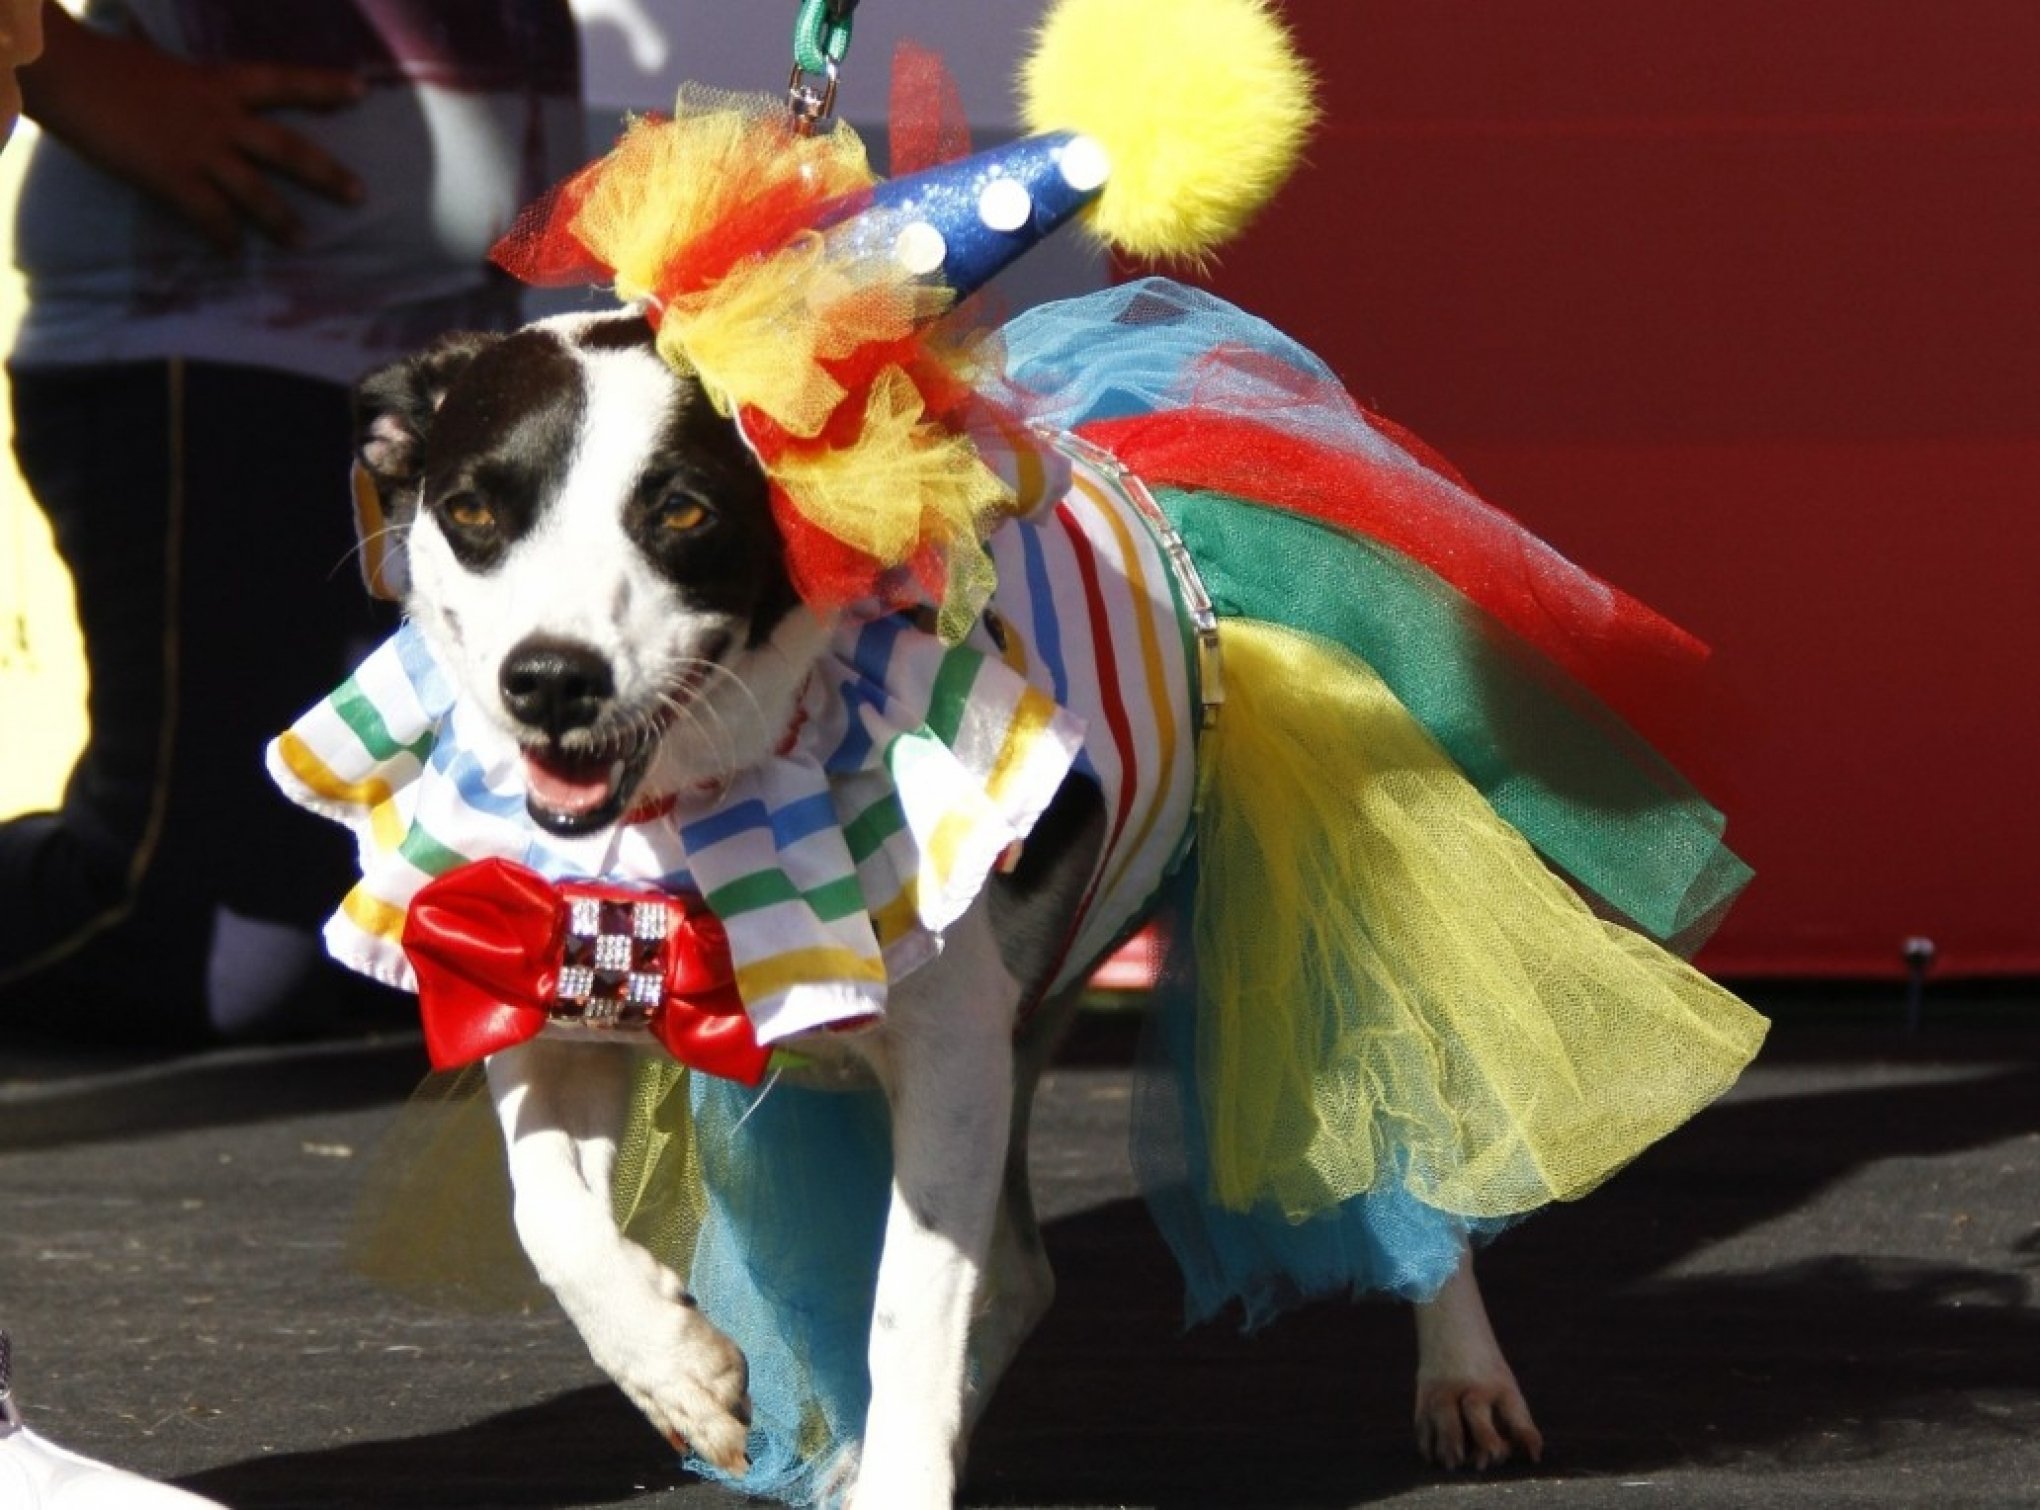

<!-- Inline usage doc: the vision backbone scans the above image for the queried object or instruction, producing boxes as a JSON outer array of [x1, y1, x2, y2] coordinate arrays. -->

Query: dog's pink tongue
[[522, 751, 615, 817]]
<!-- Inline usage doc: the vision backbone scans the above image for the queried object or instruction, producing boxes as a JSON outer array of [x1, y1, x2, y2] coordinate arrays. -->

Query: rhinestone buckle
[[550, 886, 679, 1030]]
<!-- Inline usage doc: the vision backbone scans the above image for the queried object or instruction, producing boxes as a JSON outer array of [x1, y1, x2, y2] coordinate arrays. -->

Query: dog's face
[[355, 313, 832, 835]]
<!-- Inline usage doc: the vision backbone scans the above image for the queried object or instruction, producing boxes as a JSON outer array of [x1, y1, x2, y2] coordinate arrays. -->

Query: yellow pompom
[[1019, 0, 1318, 263]]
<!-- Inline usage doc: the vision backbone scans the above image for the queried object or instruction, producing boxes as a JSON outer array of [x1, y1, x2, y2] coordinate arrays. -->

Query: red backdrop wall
[[1186, 1, 2040, 978]]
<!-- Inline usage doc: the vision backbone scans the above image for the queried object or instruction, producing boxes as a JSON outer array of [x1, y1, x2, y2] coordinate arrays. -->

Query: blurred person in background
[[0, 0, 583, 1048], [0, 7, 582, 1503], [0, 0, 39, 123], [2, 7, 226, 1503]]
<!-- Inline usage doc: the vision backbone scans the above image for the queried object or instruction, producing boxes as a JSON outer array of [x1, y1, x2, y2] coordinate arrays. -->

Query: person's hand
[[20, 8, 366, 251]]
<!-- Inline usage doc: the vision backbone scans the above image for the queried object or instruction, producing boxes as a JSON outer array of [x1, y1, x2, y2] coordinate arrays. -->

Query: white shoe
[[0, 1334, 228, 1509]]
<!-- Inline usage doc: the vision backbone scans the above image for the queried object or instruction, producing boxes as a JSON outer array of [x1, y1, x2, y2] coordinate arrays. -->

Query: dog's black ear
[[352, 330, 504, 494], [349, 331, 503, 600]]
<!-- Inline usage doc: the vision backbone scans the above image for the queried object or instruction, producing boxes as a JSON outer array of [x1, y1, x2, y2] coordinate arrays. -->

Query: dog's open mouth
[[521, 738, 656, 836], [513, 648, 726, 836]]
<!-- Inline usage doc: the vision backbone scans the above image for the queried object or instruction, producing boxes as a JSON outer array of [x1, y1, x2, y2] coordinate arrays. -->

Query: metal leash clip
[[789, 0, 856, 134], [787, 59, 839, 135]]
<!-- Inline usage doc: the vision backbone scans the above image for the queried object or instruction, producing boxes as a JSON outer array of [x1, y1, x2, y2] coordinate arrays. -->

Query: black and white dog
[[352, 311, 1542, 1507]]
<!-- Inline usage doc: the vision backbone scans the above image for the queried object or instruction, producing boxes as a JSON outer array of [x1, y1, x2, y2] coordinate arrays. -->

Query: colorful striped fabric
[[268, 436, 1201, 1050], [981, 445, 1202, 990]]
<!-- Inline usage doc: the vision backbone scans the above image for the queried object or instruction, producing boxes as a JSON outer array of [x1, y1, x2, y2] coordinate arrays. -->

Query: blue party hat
[[828, 131, 1112, 297]]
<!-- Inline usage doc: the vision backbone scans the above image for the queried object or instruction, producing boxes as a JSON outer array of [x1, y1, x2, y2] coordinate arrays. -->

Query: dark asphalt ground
[[3, 990, 2037, 1510]]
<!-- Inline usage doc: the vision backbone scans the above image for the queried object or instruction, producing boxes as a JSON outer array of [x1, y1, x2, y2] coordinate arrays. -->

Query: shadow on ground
[[177, 1386, 692, 1510], [160, 1023, 2040, 1509], [0, 1036, 427, 1150], [971, 1047, 2040, 1507]]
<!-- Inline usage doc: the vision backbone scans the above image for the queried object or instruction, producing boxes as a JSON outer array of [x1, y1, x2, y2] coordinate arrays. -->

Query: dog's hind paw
[[596, 1273, 753, 1475], [1411, 1251, 1542, 1472], [1413, 1371, 1543, 1473]]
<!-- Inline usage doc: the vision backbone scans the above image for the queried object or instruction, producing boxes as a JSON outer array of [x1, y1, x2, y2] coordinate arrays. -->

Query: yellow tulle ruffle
[[570, 92, 873, 326], [555, 89, 1015, 640], [1193, 619, 1767, 1221], [766, 364, 1010, 640], [673, 233, 952, 436], [347, 1061, 705, 1310]]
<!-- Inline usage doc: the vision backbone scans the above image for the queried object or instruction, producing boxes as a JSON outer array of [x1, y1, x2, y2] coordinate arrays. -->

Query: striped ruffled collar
[[269, 614, 1084, 1047]]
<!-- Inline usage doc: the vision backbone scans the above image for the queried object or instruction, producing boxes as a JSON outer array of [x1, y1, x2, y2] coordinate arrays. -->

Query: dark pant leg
[[0, 364, 193, 1032], [172, 362, 396, 1034], [0, 361, 390, 1046]]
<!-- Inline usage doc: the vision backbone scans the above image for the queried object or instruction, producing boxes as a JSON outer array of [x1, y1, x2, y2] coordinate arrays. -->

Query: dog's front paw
[[589, 1261, 753, 1475], [1413, 1368, 1542, 1472]]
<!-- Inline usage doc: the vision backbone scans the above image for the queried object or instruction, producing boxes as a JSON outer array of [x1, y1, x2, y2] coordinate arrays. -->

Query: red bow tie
[[401, 857, 770, 1084]]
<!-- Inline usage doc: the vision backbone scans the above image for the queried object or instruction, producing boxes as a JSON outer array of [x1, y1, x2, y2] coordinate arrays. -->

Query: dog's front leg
[[487, 1038, 751, 1472], [846, 926, 1019, 1510]]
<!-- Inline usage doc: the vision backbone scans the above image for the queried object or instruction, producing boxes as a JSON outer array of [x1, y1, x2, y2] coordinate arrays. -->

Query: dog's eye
[[442, 493, 496, 531], [654, 492, 712, 534]]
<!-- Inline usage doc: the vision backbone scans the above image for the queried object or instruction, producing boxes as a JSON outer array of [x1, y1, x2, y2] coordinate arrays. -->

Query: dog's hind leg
[[1412, 1245, 1543, 1471], [965, 981, 1082, 1432], [487, 1038, 752, 1473], [964, 775, 1105, 1432]]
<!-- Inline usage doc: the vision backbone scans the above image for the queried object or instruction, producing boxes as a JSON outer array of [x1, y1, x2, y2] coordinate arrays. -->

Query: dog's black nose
[[499, 637, 615, 735]]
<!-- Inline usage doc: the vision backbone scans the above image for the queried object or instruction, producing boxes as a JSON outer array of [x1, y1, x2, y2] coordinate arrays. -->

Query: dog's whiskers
[[674, 701, 737, 782], [655, 654, 771, 779], [730, 1066, 784, 1132], [330, 522, 410, 585]]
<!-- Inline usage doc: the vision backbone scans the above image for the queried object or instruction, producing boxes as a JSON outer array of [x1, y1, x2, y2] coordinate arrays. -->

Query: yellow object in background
[[0, 120, 90, 820]]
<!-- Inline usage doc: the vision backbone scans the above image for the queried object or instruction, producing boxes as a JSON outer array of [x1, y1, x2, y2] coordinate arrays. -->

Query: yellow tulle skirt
[[1188, 618, 1766, 1226]]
